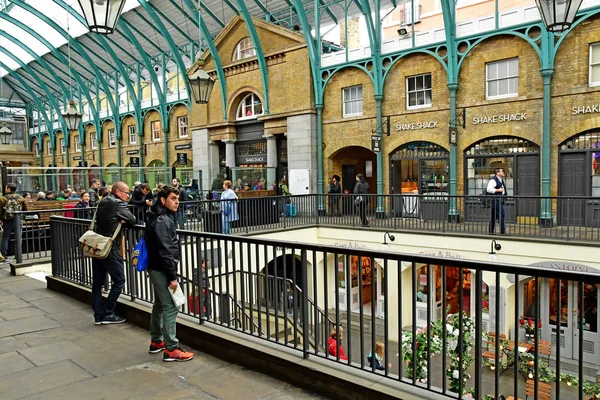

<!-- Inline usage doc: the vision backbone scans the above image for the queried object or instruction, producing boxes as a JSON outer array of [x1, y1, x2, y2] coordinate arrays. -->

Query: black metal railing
[[50, 216, 600, 399]]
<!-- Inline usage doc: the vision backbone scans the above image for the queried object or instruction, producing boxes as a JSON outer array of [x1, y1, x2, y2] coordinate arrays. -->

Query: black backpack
[[479, 190, 491, 208]]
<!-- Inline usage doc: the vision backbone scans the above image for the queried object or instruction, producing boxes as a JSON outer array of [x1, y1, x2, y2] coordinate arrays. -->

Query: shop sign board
[[176, 153, 188, 165], [572, 104, 600, 115], [175, 143, 192, 150], [73, 156, 82, 160], [126, 150, 139, 155], [395, 121, 439, 131], [371, 135, 381, 153], [130, 157, 140, 167], [472, 113, 527, 125], [237, 155, 266, 164]]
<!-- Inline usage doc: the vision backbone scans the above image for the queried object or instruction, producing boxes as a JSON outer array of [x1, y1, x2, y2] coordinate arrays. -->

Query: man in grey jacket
[[145, 185, 194, 362], [91, 181, 136, 325]]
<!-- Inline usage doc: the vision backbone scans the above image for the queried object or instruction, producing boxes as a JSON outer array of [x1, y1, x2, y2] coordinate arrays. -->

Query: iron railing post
[[301, 249, 309, 359], [14, 211, 22, 264]]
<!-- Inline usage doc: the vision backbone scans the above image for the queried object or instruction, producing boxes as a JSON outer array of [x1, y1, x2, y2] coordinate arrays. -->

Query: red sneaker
[[148, 341, 165, 354], [163, 346, 194, 362]]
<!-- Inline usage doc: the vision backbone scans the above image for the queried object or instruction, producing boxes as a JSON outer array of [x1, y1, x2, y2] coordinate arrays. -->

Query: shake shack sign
[[472, 112, 527, 125]]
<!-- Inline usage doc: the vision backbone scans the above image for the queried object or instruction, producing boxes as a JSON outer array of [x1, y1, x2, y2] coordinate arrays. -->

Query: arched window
[[232, 38, 256, 61], [236, 93, 263, 120]]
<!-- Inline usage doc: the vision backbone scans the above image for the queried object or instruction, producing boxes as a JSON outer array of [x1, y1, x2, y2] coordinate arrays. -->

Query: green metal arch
[[167, 101, 190, 118], [181, 0, 227, 120], [136, 0, 191, 96], [55, 0, 141, 125], [0, 30, 70, 103], [0, 46, 70, 145], [554, 8, 600, 63], [0, 61, 54, 135], [320, 64, 374, 94], [12, 0, 119, 122], [381, 47, 449, 84], [455, 27, 544, 77], [235, 0, 269, 114]]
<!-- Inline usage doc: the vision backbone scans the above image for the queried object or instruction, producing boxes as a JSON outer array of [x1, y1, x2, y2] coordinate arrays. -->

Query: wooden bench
[[530, 339, 552, 363], [507, 380, 552, 400], [22, 200, 80, 227]]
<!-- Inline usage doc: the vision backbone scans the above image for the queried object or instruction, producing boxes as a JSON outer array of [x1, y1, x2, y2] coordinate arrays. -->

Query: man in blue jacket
[[145, 185, 194, 362]]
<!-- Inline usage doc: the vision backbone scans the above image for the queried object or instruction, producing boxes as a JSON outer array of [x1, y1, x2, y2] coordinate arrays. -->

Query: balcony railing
[[50, 216, 600, 399]]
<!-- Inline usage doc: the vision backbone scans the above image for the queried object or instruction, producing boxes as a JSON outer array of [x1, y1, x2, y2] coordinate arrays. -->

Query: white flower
[[452, 370, 459, 379]]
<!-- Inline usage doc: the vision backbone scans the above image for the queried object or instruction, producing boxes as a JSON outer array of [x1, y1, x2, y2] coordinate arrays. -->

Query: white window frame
[[590, 43, 600, 87], [236, 93, 264, 120], [382, 8, 397, 27], [402, 0, 421, 24], [406, 73, 432, 110], [74, 135, 80, 152], [60, 138, 65, 154], [108, 128, 116, 147], [47, 141, 53, 156], [232, 38, 256, 61], [151, 121, 161, 142], [342, 85, 363, 118], [128, 125, 137, 145], [91, 133, 98, 150], [486, 58, 519, 100], [178, 116, 188, 138]]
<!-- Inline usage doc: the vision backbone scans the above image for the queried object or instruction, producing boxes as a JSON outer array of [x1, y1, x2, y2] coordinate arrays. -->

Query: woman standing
[[75, 192, 93, 220], [220, 180, 238, 234]]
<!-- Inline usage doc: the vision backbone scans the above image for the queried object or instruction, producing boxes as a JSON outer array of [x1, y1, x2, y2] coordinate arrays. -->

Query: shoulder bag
[[78, 211, 122, 259]]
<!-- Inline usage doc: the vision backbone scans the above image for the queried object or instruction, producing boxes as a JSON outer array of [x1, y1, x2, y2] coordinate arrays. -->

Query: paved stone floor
[[0, 269, 328, 400]]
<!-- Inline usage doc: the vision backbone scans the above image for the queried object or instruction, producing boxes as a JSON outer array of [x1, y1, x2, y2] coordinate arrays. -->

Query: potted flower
[[523, 318, 541, 338]]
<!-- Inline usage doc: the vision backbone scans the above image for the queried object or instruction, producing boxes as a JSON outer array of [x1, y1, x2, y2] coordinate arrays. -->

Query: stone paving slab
[[0, 351, 35, 377], [0, 273, 329, 400]]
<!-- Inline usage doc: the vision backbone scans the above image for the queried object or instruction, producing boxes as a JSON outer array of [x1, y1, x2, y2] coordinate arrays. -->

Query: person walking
[[145, 185, 194, 362], [88, 179, 101, 207], [0, 183, 26, 262], [220, 180, 238, 235], [91, 182, 136, 325], [353, 173, 370, 227], [328, 175, 342, 216], [487, 168, 507, 235]]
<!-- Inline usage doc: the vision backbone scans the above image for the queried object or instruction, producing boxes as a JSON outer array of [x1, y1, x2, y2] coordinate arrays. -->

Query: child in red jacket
[[328, 326, 348, 361]]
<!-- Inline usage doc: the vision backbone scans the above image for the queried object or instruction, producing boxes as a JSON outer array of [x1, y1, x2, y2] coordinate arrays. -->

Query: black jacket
[[353, 180, 369, 195], [88, 187, 99, 207], [93, 193, 136, 242], [145, 201, 180, 282], [129, 186, 153, 208], [329, 181, 341, 194]]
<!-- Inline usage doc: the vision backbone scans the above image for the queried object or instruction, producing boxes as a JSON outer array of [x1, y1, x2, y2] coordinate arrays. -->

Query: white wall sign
[[572, 105, 600, 115], [417, 250, 463, 259], [289, 169, 310, 195], [395, 121, 439, 131], [472, 113, 527, 125]]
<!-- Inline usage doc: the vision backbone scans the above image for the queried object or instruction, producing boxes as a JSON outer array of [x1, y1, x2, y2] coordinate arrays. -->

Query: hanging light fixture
[[187, 0, 215, 104], [62, 12, 83, 132], [535, 0, 584, 32], [187, 68, 215, 104], [77, 0, 126, 35]]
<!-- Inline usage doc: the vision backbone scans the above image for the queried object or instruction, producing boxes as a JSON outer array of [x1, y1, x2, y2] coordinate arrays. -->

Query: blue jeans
[[1, 218, 14, 257], [91, 250, 125, 321], [490, 199, 506, 234], [222, 216, 231, 234]]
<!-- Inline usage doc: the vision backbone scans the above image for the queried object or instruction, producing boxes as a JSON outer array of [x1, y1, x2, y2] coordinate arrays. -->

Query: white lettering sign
[[395, 121, 439, 131], [418, 250, 462, 259], [572, 105, 600, 115], [472, 113, 527, 125], [334, 242, 367, 250]]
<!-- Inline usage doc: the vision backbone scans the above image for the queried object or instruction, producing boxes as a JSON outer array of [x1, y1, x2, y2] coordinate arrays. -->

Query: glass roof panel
[[0, 0, 139, 77]]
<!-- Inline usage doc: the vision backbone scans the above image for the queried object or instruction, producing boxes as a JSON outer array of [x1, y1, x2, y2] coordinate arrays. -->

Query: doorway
[[559, 152, 586, 226], [336, 255, 385, 318], [540, 279, 599, 363], [516, 155, 540, 217]]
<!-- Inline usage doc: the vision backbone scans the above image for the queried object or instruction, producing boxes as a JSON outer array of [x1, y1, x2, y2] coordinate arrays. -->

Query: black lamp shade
[[77, 0, 126, 35], [0, 122, 12, 145], [63, 101, 83, 131], [535, 0, 583, 32], [187, 69, 215, 105]]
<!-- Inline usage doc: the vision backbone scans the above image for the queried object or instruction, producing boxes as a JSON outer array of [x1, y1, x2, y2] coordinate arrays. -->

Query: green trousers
[[148, 269, 180, 351]]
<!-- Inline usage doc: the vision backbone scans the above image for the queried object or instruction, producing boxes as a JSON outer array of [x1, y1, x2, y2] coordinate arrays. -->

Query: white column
[[264, 134, 277, 167], [208, 140, 220, 185], [224, 139, 236, 168]]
